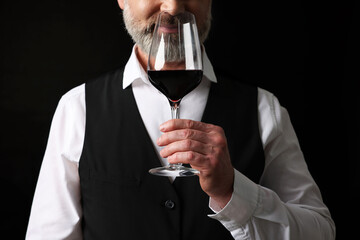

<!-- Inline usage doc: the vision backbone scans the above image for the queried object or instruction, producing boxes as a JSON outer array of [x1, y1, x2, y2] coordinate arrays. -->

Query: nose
[[160, 0, 185, 15]]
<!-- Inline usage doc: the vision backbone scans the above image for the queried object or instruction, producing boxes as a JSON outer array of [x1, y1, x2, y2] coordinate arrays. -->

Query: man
[[26, 0, 335, 239]]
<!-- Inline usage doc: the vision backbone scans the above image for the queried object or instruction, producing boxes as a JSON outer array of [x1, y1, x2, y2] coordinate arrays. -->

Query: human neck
[[135, 45, 148, 72]]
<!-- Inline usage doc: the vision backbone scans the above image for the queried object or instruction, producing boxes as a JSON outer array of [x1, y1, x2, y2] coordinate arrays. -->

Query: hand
[[157, 119, 234, 208]]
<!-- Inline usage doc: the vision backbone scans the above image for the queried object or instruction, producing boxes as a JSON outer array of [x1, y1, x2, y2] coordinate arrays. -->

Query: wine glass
[[148, 11, 203, 177]]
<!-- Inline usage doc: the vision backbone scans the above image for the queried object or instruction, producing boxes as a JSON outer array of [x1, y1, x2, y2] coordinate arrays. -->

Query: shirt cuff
[[208, 169, 259, 228]]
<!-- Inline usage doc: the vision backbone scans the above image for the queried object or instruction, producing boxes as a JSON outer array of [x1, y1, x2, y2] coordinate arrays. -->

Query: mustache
[[145, 13, 181, 35]]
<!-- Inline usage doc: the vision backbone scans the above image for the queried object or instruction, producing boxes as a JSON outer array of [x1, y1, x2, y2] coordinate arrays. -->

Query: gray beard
[[150, 32, 187, 63], [122, 6, 211, 58]]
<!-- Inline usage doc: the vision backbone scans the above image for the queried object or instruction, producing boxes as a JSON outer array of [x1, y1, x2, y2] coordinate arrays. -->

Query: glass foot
[[149, 165, 199, 177]]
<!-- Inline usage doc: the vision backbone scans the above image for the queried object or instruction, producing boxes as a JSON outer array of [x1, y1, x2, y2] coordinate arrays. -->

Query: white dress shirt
[[26, 46, 335, 240]]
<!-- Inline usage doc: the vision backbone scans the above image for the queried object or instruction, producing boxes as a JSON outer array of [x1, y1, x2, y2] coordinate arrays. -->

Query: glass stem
[[169, 100, 180, 119], [169, 100, 182, 170]]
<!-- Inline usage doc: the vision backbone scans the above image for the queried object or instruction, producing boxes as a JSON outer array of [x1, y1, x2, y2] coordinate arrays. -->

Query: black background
[[0, 0, 356, 239]]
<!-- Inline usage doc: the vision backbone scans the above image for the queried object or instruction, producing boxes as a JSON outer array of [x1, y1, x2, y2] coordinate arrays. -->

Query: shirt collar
[[122, 45, 217, 89]]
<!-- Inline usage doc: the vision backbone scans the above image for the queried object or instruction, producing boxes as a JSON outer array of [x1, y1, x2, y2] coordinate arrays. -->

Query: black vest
[[79, 68, 264, 239]]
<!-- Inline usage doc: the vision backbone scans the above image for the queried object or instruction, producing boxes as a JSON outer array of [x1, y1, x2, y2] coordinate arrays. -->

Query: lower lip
[[159, 26, 178, 34]]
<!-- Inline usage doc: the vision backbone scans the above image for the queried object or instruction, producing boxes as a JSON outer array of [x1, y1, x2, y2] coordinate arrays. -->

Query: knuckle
[[182, 129, 193, 139], [184, 139, 192, 149], [185, 119, 194, 129], [188, 130, 195, 139], [213, 135, 226, 146]]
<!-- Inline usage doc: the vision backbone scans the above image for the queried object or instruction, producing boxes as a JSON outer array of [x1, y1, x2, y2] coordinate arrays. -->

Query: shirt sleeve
[[208, 88, 336, 240], [26, 85, 85, 239]]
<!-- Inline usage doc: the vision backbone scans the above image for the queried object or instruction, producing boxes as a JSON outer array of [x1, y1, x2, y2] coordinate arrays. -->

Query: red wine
[[148, 70, 203, 101]]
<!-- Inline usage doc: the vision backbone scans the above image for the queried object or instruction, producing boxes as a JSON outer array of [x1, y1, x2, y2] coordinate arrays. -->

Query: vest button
[[164, 200, 175, 209]]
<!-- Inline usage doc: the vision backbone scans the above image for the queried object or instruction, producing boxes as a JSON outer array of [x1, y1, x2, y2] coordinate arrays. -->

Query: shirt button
[[164, 200, 175, 209]]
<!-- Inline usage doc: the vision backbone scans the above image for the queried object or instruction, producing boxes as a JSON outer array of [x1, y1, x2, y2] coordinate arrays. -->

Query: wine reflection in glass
[[148, 11, 203, 177]]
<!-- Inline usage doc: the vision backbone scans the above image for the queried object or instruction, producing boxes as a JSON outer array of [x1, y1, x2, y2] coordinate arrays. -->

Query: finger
[[160, 139, 211, 158], [157, 129, 209, 146], [167, 151, 208, 168], [159, 119, 211, 133]]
